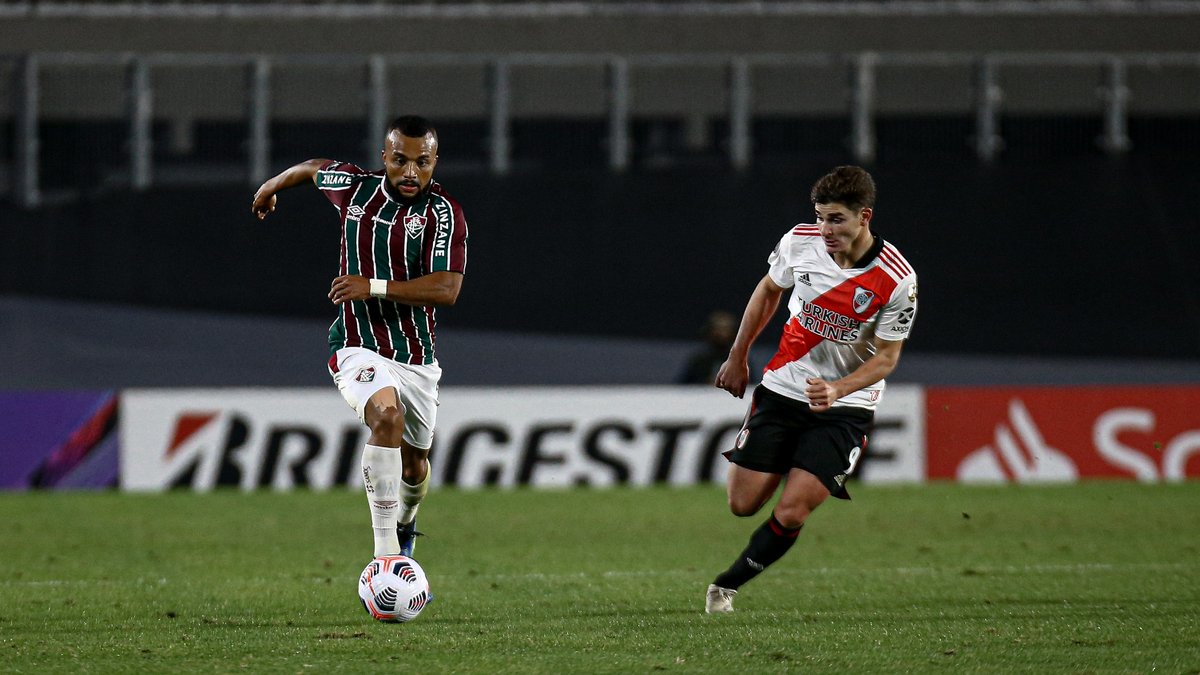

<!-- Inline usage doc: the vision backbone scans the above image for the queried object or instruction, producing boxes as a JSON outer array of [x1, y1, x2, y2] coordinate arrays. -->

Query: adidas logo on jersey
[[797, 272, 812, 286]]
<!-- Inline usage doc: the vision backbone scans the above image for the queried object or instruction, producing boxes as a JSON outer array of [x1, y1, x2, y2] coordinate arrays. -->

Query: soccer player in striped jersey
[[251, 115, 468, 562], [705, 166, 917, 613]]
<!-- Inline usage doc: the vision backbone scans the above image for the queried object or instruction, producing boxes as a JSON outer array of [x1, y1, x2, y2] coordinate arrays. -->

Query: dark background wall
[[3, 126, 1198, 361], [2, 1, 1199, 383]]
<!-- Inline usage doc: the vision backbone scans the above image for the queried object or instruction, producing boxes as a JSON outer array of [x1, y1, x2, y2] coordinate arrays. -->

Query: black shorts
[[723, 385, 873, 499]]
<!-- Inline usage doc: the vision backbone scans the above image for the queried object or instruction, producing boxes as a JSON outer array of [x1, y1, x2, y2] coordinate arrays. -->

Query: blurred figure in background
[[677, 311, 762, 385], [251, 115, 468, 564]]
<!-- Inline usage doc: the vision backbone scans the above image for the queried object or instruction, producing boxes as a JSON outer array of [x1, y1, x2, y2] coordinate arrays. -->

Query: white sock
[[398, 460, 430, 526], [362, 444, 401, 557]]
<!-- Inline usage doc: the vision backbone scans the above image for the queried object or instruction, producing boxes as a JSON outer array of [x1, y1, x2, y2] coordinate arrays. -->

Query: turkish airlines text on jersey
[[926, 386, 1200, 483]]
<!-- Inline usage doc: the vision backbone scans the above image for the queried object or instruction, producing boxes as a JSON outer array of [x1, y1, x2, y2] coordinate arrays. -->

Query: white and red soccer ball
[[358, 555, 431, 623]]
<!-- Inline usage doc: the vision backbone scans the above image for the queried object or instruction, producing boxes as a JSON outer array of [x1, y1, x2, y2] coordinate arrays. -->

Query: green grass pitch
[[1, 482, 1198, 673]]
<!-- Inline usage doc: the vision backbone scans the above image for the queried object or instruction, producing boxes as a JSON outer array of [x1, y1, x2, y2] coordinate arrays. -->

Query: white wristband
[[369, 278, 388, 299]]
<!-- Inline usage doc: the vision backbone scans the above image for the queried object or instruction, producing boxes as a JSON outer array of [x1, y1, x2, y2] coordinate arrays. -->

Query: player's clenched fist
[[329, 275, 370, 304], [715, 359, 750, 398], [804, 377, 840, 412], [251, 187, 277, 220]]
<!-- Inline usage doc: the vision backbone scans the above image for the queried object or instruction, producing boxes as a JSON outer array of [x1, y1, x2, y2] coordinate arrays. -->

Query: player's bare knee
[[400, 448, 429, 483], [772, 503, 811, 529], [367, 406, 405, 447], [729, 504, 761, 518], [728, 494, 766, 517]]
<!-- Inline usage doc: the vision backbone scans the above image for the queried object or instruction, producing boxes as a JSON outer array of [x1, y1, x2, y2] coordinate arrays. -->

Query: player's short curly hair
[[810, 165, 876, 210], [388, 115, 438, 144]]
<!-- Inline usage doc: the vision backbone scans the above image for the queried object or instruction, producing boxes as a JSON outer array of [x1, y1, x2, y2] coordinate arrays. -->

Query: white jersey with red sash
[[760, 225, 917, 411]]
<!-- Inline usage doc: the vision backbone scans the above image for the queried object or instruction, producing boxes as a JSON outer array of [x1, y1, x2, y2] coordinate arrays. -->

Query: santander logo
[[957, 399, 1078, 483], [932, 387, 1200, 483], [1094, 408, 1200, 482]]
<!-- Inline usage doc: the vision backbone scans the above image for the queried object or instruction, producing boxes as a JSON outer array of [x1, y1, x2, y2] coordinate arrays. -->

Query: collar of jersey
[[840, 234, 885, 269]]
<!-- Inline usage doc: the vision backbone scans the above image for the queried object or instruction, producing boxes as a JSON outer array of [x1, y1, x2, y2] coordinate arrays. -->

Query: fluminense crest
[[404, 214, 427, 238]]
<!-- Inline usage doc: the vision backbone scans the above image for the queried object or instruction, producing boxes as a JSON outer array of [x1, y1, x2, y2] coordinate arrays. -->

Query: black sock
[[713, 515, 802, 590]]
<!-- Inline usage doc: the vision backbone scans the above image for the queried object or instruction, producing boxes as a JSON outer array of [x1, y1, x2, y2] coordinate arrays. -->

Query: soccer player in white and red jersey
[[251, 116, 468, 562], [705, 166, 917, 613]]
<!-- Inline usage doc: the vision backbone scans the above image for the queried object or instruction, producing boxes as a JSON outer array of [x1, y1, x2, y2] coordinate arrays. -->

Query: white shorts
[[328, 347, 442, 450]]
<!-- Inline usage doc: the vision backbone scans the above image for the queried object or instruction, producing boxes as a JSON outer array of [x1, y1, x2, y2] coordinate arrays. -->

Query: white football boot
[[705, 584, 737, 613]]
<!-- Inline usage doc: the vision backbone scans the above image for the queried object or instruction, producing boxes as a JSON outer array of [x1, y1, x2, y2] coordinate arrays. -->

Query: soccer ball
[[358, 555, 431, 623]]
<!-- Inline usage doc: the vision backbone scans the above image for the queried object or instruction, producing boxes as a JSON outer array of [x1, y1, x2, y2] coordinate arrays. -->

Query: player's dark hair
[[810, 165, 876, 210], [388, 115, 438, 144]]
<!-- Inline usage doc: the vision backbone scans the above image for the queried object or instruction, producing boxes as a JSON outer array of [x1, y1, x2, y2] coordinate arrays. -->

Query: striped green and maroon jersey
[[316, 160, 468, 365]]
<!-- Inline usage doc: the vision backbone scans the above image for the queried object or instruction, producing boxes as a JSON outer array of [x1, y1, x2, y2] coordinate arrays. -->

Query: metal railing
[[4, 1, 1197, 19], [5, 50, 1200, 208]]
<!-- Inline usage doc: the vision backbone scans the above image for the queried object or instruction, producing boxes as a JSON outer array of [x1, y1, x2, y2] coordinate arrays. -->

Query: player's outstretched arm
[[715, 275, 785, 398], [329, 271, 464, 308], [251, 158, 330, 220], [805, 337, 904, 412]]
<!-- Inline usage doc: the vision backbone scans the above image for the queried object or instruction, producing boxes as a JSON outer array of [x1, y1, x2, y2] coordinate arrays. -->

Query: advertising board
[[120, 386, 925, 491], [926, 386, 1200, 482]]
